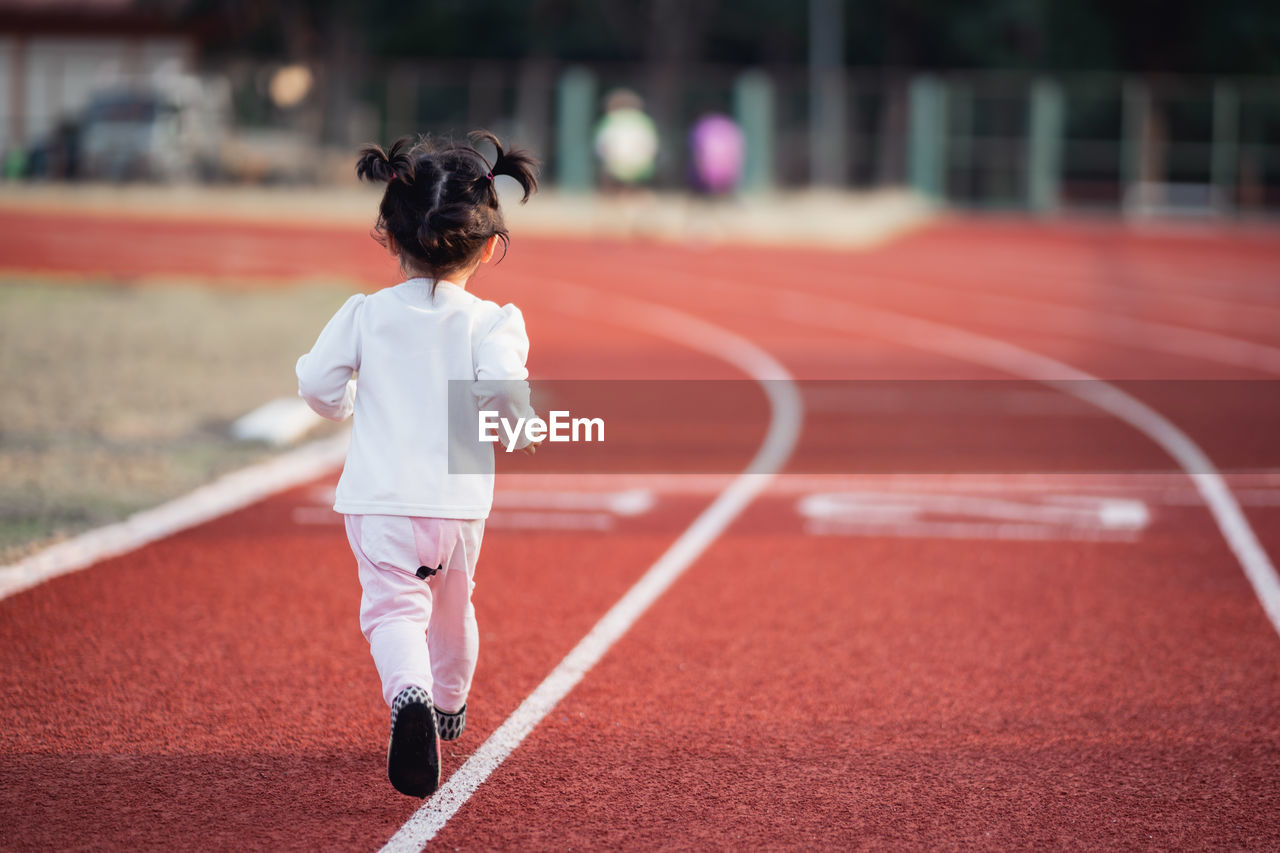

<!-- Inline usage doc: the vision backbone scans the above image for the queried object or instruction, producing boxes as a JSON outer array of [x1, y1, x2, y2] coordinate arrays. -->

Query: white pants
[[344, 514, 485, 712]]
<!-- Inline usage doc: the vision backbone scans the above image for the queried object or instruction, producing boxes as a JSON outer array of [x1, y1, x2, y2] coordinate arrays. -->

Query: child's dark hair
[[356, 130, 539, 279]]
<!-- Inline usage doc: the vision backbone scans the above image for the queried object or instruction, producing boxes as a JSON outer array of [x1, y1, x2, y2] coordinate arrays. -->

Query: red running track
[[2, 210, 1280, 850]]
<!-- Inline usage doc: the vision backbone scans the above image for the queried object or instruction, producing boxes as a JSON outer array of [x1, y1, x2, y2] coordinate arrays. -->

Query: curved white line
[[967, 252, 1280, 315], [816, 267, 1280, 375], [380, 282, 803, 852], [767, 286, 1280, 637], [623, 256, 1280, 636]]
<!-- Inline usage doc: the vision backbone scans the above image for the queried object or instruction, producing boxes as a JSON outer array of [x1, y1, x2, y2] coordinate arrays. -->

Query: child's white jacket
[[296, 278, 532, 519]]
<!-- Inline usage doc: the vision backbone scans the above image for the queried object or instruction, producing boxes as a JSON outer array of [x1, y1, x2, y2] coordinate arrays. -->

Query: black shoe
[[387, 686, 440, 798], [436, 704, 467, 741]]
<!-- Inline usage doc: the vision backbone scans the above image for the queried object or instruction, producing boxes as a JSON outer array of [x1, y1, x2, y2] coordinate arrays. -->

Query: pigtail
[[356, 136, 417, 184], [363, 129, 539, 278], [469, 130, 539, 203]]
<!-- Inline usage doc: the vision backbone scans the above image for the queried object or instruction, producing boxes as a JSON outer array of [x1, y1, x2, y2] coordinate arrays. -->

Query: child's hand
[[520, 438, 543, 456]]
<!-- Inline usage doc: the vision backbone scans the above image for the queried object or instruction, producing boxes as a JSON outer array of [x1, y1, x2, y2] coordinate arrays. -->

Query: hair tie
[[485, 171, 494, 181], [389, 171, 397, 181]]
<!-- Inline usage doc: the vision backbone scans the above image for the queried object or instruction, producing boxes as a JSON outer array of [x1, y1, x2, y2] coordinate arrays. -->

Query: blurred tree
[[1100, 0, 1280, 75], [174, 0, 1280, 75]]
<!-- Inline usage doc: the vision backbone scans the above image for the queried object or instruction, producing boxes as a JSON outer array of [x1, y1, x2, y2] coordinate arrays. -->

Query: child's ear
[[479, 234, 499, 264], [385, 235, 400, 258]]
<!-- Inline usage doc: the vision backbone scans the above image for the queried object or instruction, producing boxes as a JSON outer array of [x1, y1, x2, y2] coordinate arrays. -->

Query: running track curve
[[1, 211, 1279, 849]]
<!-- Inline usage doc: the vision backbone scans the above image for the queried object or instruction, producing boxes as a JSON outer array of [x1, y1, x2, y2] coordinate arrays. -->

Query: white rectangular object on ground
[[231, 396, 325, 446]]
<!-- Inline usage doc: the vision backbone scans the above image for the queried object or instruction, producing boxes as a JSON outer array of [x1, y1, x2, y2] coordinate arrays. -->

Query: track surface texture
[[2, 209, 1280, 850]]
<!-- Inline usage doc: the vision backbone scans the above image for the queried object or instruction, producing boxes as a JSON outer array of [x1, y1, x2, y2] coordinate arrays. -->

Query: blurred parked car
[[81, 91, 182, 180], [16, 70, 336, 185], [80, 79, 227, 182]]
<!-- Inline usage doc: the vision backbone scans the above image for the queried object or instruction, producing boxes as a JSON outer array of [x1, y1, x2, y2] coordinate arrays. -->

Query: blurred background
[[1, 0, 1279, 215], [2, 0, 1280, 563]]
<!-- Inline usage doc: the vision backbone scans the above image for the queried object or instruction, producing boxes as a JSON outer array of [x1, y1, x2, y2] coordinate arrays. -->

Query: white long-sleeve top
[[296, 278, 532, 519]]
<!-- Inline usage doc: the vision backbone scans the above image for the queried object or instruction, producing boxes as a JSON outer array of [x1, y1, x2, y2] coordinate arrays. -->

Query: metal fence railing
[[4, 39, 1278, 217], [301, 61, 1280, 216]]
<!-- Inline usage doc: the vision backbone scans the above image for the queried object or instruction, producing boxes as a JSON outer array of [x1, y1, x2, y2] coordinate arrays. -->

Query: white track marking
[[957, 251, 1280, 313], [798, 491, 1150, 542], [491, 488, 655, 516], [230, 396, 326, 446], [802, 383, 1108, 416], [799, 492, 1150, 530], [485, 510, 615, 531], [804, 519, 1142, 543], [0, 433, 349, 600], [1161, 488, 1280, 507], [292, 490, 656, 530], [291, 506, 344, 525], [817, 268, 1280, 374], [380, 282, 802, 852], [303, 485, 656, 516], [764, 285, 1280, 637], [456, 471, 1280, 503], [633, 258, 1280, 632], [302, 476, 1280, 532]]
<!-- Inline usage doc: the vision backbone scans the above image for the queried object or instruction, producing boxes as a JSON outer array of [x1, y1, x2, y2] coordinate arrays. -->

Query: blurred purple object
[[689, 113, 745, 194]]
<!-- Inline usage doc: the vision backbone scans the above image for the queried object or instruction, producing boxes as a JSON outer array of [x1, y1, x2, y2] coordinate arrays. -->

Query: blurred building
[[0, 1, 195, 161], [0, 0, 1277, 216]]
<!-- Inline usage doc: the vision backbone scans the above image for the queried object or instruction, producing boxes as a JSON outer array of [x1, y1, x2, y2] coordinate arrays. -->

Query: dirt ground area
[[0, 276, 352, 562]]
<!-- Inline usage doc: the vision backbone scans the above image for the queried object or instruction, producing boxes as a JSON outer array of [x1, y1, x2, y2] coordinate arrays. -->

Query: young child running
[[296, 131, 539, 798]]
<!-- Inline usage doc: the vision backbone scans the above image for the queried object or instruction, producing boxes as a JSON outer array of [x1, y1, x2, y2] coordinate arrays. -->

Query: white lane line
[[953, 251, 1280, 315], [485, 510, 615, 531], [303, 485, 657, 517], [492, 488, 655, 516], [802, 383, 1109, 416], [798, 491, 1151, 529], [631, 258, 1280, 632], [1163, 488, 1280, 507], [0, 433, 350, 601], [804, 520, 1143, 543], [813, 267, 1280, 374], [466, 471, 1280, 503], [292, 490, 656, 530], [230, 396, 326, 446], [797, 491, 1150, 543], [292, 506, 345, 525], [380, 282, 802, 852], [767, 285, 1280, 637]]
